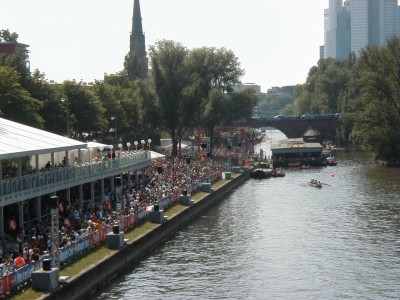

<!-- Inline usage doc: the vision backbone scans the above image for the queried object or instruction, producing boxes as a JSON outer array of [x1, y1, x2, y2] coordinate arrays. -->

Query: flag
[[198, 154, 207, 164]]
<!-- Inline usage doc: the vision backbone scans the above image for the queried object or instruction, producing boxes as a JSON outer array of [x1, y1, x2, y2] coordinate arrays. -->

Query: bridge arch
[[232, 115, 340, 142]]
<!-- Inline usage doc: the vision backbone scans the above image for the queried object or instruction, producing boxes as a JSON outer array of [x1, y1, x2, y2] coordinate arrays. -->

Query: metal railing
[[0, 151, 152, 206]]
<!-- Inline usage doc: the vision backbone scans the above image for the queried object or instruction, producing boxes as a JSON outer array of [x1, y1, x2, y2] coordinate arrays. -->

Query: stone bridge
[[232, 115, 340, 141]]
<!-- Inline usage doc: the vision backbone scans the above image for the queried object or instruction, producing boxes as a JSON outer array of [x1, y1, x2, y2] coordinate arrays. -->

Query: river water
[[94, 130, 400, 300]]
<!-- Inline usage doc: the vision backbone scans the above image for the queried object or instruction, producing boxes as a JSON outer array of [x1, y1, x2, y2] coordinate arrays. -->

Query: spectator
[[14, 254, 25, 269]]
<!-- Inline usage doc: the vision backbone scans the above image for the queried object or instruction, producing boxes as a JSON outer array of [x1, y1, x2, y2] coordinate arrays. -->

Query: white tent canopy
[[0, 117, 165, 166], [0, 117, 87, 160], [86, 141, 111, 150], [150, 151, 165, 160]]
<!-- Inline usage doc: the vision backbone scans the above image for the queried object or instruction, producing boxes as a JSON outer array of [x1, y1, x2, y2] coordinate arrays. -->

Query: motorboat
[[327, 156, 337, 166], [251, 162, 273, 179]]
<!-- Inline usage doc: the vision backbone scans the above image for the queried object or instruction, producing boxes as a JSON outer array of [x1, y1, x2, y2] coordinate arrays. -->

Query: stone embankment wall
[[40, 169, 251, 300]]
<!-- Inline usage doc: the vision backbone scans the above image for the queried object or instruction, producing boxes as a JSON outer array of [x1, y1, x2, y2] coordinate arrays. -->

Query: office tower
[[325, 0, 351, 59], [377, 0, 398, 45], [324, 0, 398, 59]]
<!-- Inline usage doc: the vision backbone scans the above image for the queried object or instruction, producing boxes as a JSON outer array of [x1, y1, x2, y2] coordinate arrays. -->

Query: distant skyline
[[2, 0, 330, 92], [324, 0, 399, 60]]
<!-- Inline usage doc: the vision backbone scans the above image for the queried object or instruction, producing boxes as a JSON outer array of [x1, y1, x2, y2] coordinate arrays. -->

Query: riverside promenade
[[10, 166, 252, 300]]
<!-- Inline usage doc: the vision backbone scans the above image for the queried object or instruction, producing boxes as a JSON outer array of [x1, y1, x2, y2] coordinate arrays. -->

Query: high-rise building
[[324, 0, 398, 59], [349, 0, 370, 54], [129, 0, 148, 78], [378, 0, 398, 45], [325, 0, 351, 60]]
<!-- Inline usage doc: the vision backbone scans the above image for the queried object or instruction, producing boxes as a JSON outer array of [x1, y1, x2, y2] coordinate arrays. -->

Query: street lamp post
[[89, 147, 93, 164], [134, 141, 138, 151], [141, 140, 145, 151], [109, 144, 113, 158], [110, 116, 117, 136], [99, 146, 104, 161], [308, 83, 311, 114], [148, 139, 152, 151], [300, 86, 303, 115], [126, 142, 131, 153], [61, 97, 70, 138]]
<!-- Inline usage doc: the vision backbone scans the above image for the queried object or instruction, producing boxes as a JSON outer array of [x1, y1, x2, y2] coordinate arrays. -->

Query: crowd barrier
[[1, 257, 46, 295], [0, 171, 222, 296]]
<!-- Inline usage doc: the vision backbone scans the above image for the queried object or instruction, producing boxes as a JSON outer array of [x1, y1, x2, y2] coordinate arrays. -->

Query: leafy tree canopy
[[347, 37, 400, 162], [0, 29, 18, 42], [0, 66, 43, 127], [63, 80, 107, 137]]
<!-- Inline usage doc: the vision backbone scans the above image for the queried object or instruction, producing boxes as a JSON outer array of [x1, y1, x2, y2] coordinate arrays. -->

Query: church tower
[[129, 0, 148, 78]]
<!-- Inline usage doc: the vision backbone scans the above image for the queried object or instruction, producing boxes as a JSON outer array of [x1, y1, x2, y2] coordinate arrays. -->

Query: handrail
[[0, 151, 152, 204]]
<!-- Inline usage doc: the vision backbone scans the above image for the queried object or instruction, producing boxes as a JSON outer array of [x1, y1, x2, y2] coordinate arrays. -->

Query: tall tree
[[149, 40, 190, 155], [0, 29, 19, 42], [63, 81, 107, 138], [185, 47, 248, 147], [124, 52, 144, 80], [1, 52, 31, 89], [348, 37, 400, 162], [0, 66, 43, 127]]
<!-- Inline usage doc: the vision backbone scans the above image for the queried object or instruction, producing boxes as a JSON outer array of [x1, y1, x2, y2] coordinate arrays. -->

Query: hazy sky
[[2, 0, 329, 92]]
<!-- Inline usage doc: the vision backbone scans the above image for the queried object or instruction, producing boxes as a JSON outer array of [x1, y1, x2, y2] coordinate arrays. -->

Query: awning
[[0, 117, 87, 160], [150, 151, 165, 160]]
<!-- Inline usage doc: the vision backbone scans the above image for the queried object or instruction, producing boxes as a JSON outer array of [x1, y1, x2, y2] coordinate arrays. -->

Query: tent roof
[[86, 141, 111, 150], [0, 117, 87, 160], [150, 151, 165, 160]]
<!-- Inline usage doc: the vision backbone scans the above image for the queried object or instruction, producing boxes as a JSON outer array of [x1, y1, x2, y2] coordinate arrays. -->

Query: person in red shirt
[[91, 213, 98, 223], [14, 255, 25, 269]]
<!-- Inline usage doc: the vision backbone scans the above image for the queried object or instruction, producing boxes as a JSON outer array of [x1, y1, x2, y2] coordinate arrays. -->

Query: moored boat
[[251, 168, 272, 179], [251, 162, 273, 179], [327, 157, 337, 166]]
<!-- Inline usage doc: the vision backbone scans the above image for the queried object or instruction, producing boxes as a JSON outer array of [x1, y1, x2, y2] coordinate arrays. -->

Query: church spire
[[129, 0, 148, 78]]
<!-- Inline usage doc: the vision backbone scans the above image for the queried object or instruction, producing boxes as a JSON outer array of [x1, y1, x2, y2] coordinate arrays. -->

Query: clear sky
[[2, 0, 329, 92]]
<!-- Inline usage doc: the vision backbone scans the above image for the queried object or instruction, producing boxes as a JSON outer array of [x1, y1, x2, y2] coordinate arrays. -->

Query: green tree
[[259, 92, 294, 115], [0, 29, 19, 42], [0, 52, 30, 89], [40, 93, 71, 135], [123, 52, 144, 80], [28, 69, 54, 102], [226, 88, 258, 123], [347, 38, 400, 162], [95, 75, 158, 133], [202, 88, 227, 140], [63, 81, 107, 138], [185, 47, 247, 147], [149, 40, 190, 155], [0, 66, 43, 126], [128, 79, 160, 130]]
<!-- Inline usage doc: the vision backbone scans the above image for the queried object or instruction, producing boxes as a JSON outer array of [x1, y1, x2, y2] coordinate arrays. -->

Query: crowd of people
[[0, 144, 249, 276]]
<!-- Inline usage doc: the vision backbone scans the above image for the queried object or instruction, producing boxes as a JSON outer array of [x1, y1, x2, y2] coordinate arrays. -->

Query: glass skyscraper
[[324, 0, 399, 59]]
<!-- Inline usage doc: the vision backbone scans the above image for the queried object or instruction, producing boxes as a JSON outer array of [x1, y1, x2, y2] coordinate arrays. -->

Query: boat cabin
[[271, 138, 325, 167]]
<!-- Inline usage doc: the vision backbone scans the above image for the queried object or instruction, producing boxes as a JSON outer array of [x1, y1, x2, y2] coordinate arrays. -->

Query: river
[[93, 130, 400, 300]]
